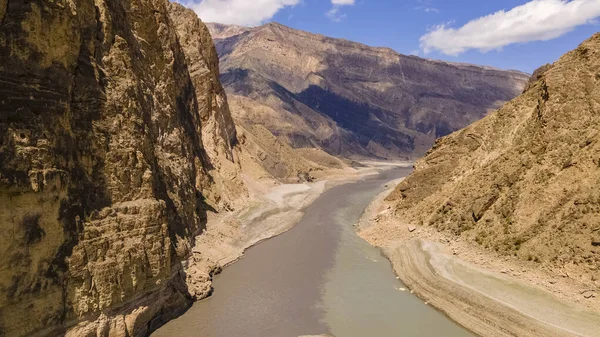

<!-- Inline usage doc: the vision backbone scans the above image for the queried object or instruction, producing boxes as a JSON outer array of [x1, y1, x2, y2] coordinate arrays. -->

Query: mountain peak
[[210, 21, 530, 75], [206, 22, 253, 40]]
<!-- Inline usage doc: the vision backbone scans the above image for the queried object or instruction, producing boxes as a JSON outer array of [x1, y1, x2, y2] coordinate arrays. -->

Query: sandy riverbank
[[358, 182, 600, 337], [182, 162, 409, 301]]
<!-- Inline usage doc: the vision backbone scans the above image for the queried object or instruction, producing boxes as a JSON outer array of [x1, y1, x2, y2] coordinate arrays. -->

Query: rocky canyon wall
[[0, 1, 246, 336], [386, 34, 600, 290]]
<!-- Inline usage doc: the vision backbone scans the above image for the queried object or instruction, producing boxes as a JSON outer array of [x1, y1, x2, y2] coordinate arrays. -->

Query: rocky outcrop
[[207, 22, 530, 159], [386, 34, 600, 290], [167, 2, 247, 211], [206, 22, 251, 41], [0, 1, 246, 336]]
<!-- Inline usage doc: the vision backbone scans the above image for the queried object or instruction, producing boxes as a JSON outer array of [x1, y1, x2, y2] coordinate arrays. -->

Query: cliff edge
[[0, 1, 246, 336]]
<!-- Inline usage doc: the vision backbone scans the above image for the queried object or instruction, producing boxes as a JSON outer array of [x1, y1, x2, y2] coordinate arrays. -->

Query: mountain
[[0, 1, 248, 336], [207, 22, 530, 159], [385, 33, 600, 290]]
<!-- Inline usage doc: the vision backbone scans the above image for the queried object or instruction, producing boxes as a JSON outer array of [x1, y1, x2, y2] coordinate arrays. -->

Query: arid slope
[[208, 22, 530, 158], [386, 34, 600, 295]]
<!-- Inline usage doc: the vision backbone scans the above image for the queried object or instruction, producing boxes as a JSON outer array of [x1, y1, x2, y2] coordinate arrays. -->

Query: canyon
[[1, 0, 596, 337], [0, 1, 365, 335], [152, 167, 474, 337]]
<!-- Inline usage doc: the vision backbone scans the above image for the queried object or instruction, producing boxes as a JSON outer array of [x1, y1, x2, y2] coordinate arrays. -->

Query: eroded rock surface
[[0, 1, 245, 336]]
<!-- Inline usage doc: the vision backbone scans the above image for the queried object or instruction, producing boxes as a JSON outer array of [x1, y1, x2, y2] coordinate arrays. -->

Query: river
[[152, 168, 473, 337]]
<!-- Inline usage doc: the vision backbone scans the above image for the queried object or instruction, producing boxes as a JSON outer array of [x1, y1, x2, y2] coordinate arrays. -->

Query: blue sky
[[184, 0, 600, 73]]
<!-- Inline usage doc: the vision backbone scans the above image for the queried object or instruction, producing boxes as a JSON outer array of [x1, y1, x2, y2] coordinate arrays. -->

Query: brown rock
[[471, 193, 499, 222], [523, 63, 553, 92], [0, 0, 6, 23], [0, 1, 246, 336]]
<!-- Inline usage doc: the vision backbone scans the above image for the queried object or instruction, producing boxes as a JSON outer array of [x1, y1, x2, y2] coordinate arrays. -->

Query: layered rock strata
[[0, 1, 246, 336]]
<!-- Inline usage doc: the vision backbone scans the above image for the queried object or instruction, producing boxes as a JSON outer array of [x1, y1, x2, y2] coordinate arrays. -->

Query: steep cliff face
[[0, 1, 245, 336], [387, 34, 600, 288], [167, 2, 247, 210], [208, 22, 530, 159]]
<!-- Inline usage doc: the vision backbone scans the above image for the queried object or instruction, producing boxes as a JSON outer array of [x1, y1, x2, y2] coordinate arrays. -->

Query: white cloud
[[420, 0, 600, 56], [415, 0, 439, 14], [182, 0, 300, 26], [327, 7, 347, 22], [326, 0, 355, 22]]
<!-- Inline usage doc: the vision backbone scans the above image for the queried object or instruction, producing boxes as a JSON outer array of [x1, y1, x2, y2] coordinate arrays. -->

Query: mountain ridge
[[208, 21, 530, 76], [207, 21, 530, 159]]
